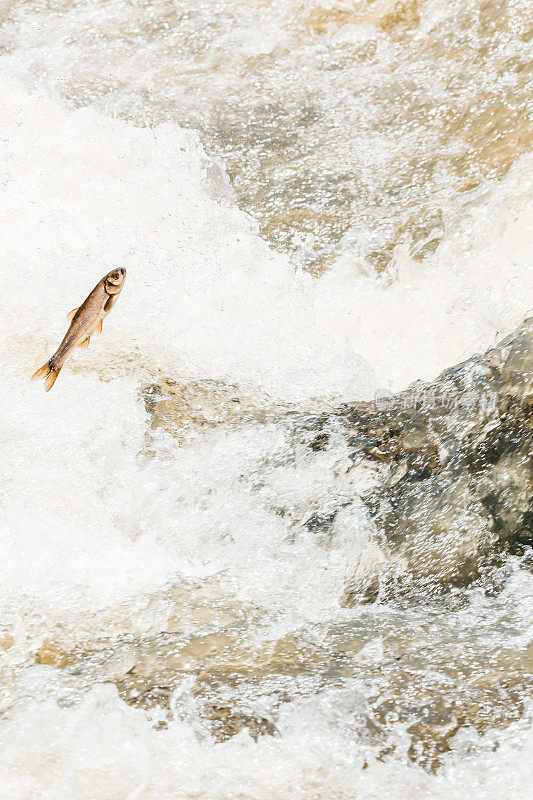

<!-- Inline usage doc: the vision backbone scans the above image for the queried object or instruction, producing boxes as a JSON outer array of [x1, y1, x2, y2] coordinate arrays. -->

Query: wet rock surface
[[290, 317, 532, 600], [142, 378, 277, 437]]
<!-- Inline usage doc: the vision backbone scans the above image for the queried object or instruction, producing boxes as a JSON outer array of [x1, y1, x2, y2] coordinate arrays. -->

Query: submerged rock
[[43, 591, 532, 769], [141, 377, 289, 444]]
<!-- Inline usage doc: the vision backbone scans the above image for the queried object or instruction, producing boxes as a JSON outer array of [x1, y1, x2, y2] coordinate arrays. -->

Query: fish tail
[[31, 360, 62, 392]]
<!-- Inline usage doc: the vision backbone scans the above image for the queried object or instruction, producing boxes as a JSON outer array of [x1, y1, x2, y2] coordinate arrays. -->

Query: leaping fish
[[32, 267, 126, 391]]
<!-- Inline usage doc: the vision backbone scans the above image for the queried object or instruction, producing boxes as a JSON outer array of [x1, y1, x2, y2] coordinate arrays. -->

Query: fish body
[[32, 267, 126, 391]]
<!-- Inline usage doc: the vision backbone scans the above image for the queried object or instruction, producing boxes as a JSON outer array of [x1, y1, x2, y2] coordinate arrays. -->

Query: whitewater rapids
[[0, 1, 532, 797]]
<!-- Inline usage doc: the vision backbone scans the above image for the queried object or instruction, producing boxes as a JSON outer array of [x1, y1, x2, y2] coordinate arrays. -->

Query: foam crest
[[0, 683, 531, 800], [1, 78, 531, 405]]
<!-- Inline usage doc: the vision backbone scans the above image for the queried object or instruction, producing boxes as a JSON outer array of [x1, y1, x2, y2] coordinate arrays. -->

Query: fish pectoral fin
[[67, 307, 79, 322], [78, 337, 90, 349], [96, 319, 103, 335]]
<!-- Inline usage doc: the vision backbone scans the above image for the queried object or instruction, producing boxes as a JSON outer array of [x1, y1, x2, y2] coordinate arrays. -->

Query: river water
[[0, 1, 532, 797]]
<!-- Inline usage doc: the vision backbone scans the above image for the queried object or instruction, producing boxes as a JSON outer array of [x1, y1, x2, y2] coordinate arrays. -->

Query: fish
[[32, 267, 126, 391]]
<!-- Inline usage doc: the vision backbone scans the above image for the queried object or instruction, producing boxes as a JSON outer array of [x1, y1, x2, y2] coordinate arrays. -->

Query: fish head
[[104, 267, 126, 295]]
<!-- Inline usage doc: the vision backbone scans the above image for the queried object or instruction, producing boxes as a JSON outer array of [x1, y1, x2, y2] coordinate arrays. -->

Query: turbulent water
[[0, 1, 532, 797]]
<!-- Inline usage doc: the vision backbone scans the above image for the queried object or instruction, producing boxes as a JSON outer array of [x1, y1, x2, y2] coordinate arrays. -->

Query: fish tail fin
[[44, 367, 61, 392], [31, 360, 62, 392]]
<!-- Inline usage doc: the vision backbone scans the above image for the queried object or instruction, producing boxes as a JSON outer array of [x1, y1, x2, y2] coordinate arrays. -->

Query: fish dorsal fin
[[67, 308, 79, 322], [78, 337, 90, 349]]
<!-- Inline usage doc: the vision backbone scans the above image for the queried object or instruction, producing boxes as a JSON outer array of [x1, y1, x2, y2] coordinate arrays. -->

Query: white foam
[[1, 78, 531, 406], [0, 367, 377, 625], [0, 683, 531, 800]]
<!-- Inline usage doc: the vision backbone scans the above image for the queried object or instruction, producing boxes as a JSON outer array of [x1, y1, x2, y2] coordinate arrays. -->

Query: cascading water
[[0, 1, 532, 797]]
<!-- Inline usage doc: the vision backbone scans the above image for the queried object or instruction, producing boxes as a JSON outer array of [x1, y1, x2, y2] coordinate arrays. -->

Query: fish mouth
[[104, 267, 126, 293]]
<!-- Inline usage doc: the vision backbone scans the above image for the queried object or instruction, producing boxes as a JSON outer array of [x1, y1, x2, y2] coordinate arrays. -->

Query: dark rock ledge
[[297, 317, 532, 601]]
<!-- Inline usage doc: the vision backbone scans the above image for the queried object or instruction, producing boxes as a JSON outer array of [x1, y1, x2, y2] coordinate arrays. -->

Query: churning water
[[0, 1, 532, 797]]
